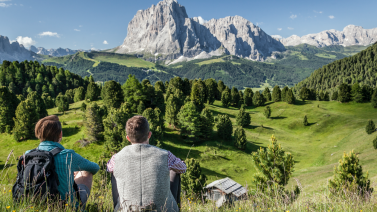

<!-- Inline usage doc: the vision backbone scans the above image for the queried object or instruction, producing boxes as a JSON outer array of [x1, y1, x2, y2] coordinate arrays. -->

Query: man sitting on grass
[[26, 115, 99, 208], [107, 115, 187, 212]]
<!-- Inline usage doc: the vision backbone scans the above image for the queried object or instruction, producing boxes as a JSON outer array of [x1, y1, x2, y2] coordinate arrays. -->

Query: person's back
[[107, 116, 186, 212]]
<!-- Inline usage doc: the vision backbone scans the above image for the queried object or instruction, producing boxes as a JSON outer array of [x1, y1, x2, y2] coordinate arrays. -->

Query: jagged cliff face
[[281, 25, 377, 47], [115, 0, 285, 61], [29, 46, 85, 57], [0, 35, 37, 63]]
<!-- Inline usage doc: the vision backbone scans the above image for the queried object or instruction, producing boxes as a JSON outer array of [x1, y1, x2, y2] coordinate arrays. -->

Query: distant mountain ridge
[[29, 46, 88, 57], [114, 0, 285, 62], [281, 25, 377, 47], [0, 35, 40, 63]]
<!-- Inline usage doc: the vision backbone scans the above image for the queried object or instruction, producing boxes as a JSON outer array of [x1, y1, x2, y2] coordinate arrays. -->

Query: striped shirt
[[107, 150, 187, 174], [25, 141, 99, 202]]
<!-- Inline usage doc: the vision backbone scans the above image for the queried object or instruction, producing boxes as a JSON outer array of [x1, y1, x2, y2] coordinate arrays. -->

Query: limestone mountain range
[[29, 46, 87, 57], [0, 35, 40, 63]]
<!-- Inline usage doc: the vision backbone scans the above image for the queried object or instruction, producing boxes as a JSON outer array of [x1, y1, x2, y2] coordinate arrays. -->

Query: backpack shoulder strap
[[49, 147, 63, 156]]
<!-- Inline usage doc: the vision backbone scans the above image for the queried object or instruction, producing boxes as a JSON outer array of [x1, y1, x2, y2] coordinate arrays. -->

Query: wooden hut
[[204, 177, 247, 207]]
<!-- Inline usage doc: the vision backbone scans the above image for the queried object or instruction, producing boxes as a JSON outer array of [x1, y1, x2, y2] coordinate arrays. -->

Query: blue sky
[[1, 0, 376, 50]]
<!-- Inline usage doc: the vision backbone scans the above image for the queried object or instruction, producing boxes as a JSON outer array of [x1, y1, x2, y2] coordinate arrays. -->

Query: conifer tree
[[103, 103, 132, 153], [253, 91, 265, 107], [49, 84, 56, 98], [351, 82, 364, 103], [41, 93, 54, 109], [182, 77, 191, 96], [366, 120, 375, 134], [238, 90, 244, 107], [372, 88, 377, 108], [137, 101, 145, 115], [217, 80, 226, 100], [142, 81, 155, 109], [272, 85, 281, 102], [244, 88, 253, 106], [181, 158, 206, 197], [165, 95, 180, 128], [234, 126, 247, 150], [329, 150, 373, 196], [142, 108, 164, 145], [13, 100, 39, 141], [263, 87, 271, 102], [338, 83, 351, 103], [231, 87, 240, 106], [80, 102, 87, 112], [303, 115, 308, 126], [27, 91, 48, 119], [362, 85, 373, 102], [122, 75, 145, 112], [286, 89, 295, 104], [373, 137, 377, 149], [177, 101, 202, 139], [236, 106, 251, 127], [200, 108, 214, 139], [221, 90, 231, 108], [74, 87, 85, 102], [251, 135, 295, 191], [55, 93, 69, 114], [281, 86, 289, 101], [102, 80, 124, 109], [154, 81, 165, 93], [190, 82, 206, 112], [65, 89, 75, 104], [205, 78, 217, 105], [0, 86, 18, 133], [324, 91, 330, 101], [85, 103, 104, 142], [154, 90, 165, 114], [332, 91, 339, 101], [86, 82, 100, 101], [216, 114, 233, 141], [264, 106, 271, 119], [299, 86, 310, 101]]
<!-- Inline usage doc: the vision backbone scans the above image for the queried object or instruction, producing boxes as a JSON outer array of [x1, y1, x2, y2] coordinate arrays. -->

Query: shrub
[[181, 158, 206, 197], [366, 120, 375, 134], [264, 106, 271, 119]]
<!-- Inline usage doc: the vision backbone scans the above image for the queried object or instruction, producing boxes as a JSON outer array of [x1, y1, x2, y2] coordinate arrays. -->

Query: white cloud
[[329, 15, 335, 19], [271, 35, 283, 40], [288, 27, 294, 30], [290, 14, 297, 19], [11, 36, 36, 48], [256, 22, 263, 26], [39, 31, 60, 38], [197, 16, 208, 25], [74, 29, 80, 32], [277, 28, 282, 31], [0, 3, 11, 7], [314, 10, 323, 14], [103, 40, 108, 45]]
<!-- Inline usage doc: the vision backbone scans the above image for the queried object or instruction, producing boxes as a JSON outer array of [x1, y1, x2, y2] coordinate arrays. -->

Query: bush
[[366, 120, 375, 134], [234, 126, 247, 150], [236, 105, 251, 127], [263, 106, 271, 119], [373, 137, 377, 149], [181, 158, 206, 197], [303, 115, 308, 126]]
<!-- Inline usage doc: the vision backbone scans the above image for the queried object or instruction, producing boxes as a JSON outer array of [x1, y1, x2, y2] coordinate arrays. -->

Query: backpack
[[12, 147, 62, 202]]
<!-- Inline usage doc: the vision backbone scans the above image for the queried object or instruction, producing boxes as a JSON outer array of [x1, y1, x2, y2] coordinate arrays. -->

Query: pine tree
[[122, 75, 146, 112], [143, 108, 164, 145], [181, 158, 206, 197], [366, 120, 375, 134], [303, 115, 308, 126], [65, 89, 74, 104], [55, 93, 69, 114], [338, 83, 351, 103], [236, 106, 251, 127], [231, 87, 240, 106], [142, 81, 155, 109], [102, 80, 124, 109], [372, 88, 377, 108], [154, 81, 165, 93], [362, 85, 373, 102], [0, 86, 18, 133], [221, 90, 231, 108], [217, 80, 226, 100], [238, 90, 244, 107], [13, 100, 39, 141], [190, 82, 206, 112], [27, 91, 48, 119], [74, 87, 85, 102], [205, 78, 217, 105], [251, 135, 295, 191], [272, 85, 281, 102], [200, 108, 214, 139], [351, 83, 364, 103], [49, 84, 56, 98], [234, 126, 247, 150], [216, 114, 233, 141], [286, 89, 295, 104], [85, 103, 104, 142], [263, 87, 271, 102], [137, 101, 145, 115], [80, 102, 87, 112], [103, 103, 132, 153], [324, 91, 330, 101], [41, 93, 54, 109], [86, 82, 100, 101], [264, 106, 271, 119], [177, 101, 202, 139], [299, 86, 310, 101], [154, 90, 165, 114], [373, 137, 377, 149], [244, 88, 253, 106], [329, 150, 373, 196], [281, 86, 289, 102], [331, 91, 338, 101], [253, 91, 265, 107], [165, 95, 180, 128]]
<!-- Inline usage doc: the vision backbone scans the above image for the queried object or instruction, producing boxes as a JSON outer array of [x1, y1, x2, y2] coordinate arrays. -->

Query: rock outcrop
[[114, 0, 285, 61], [29, 46, 85, 57], [0, 35, 38, 63], [281, 25, 377, 47]]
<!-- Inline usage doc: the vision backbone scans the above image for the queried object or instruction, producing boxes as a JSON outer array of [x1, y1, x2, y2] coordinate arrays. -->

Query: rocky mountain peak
[[0, 35, 37, 63]]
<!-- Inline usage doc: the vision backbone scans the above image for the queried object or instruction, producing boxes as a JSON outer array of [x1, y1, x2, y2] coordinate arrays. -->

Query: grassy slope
[[1, 100, 377, 195]]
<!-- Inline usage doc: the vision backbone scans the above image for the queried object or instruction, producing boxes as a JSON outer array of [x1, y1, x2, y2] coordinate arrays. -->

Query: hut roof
[[204, 177, 247, 197]]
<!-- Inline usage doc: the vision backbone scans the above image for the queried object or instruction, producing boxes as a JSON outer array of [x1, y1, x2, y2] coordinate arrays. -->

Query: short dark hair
[[126, 116, 150, 143], [35, 115, 62, 142]]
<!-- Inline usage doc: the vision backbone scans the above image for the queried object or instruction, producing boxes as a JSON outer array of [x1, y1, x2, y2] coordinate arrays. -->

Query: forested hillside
[[294, 42, 377, 94]]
